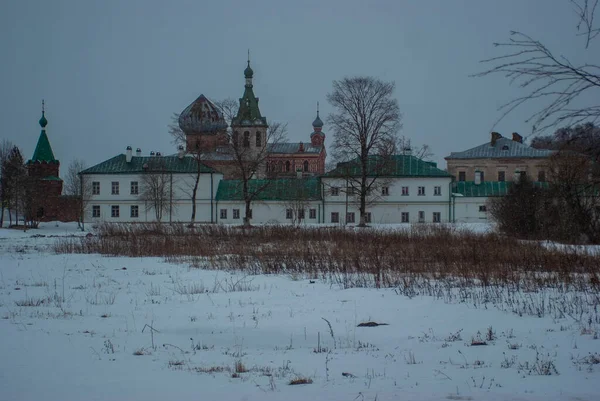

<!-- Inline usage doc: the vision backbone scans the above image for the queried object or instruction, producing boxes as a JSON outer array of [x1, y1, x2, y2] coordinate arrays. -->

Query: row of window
[[285, 208, 318, 219], [92, 205, 139, 218], [329, 211, 442, 223], [330, 185, 442, 197], [457, 170, 546, 182], [220, 209, 252, 220], [92, 181, 139, 196], [267, 160, 311, 173]]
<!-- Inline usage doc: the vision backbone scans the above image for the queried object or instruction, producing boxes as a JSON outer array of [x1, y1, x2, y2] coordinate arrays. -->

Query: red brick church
[[26, 106, 80, 222], [177, 59, 327, 179]]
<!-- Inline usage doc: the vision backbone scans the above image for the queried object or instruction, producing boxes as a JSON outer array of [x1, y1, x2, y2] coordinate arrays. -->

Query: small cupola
[[310, 102, 326, 147]]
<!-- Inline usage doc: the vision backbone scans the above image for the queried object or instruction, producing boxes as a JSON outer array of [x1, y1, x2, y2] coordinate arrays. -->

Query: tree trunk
[[244, 199, 252, 227], [190, 171, 200, 225], [358, 163, 368, 227]]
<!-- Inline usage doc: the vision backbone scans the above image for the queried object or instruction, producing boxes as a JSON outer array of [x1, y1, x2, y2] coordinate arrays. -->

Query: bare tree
[[398, 136, 433, 161], [283, 197, 310, 226], [64, 159, 91, 230], [214, 98, 288, 227], [168, 113, 212, 225], [0, 139, 15, 227], [140, 158, 172, 221], [327, 76, 402, 226], [475, 0, 600, 134], [2, 146, 26, 226]]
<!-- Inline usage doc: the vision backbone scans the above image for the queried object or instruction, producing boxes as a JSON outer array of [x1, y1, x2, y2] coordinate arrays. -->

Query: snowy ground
[[0, 223, 599, 401]]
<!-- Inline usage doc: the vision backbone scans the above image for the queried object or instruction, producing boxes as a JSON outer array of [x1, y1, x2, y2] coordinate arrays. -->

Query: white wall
[[84, 172, 222, 223], [452, 197, 491, 223]]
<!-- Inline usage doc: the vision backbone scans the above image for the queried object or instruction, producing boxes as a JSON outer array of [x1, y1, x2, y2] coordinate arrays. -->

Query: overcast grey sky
[[1, 0, 596, 172]]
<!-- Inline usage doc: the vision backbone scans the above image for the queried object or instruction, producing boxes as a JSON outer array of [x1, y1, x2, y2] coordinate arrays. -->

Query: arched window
[[285, 161, 290, 172], [243, 131, 250, 147], [303, 160, 309, 172], [233, 132, 239, 147], [278, 161, 284, 172], [256, 131, 261, 147]]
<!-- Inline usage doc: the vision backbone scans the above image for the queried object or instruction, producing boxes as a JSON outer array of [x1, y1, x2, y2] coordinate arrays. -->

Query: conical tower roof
[[30, 108, 58, 163]]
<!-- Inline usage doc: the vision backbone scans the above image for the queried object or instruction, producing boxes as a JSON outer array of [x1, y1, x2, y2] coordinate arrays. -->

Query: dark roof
[[29, 130, 58, 164], [80, 154, 218, 175], [179, 94, 227, 134], [41, 175, 63, 181], [452, 181, 549, 197], [216, 177, 322, 201], [446, 137, 554, 160], [268, 142, 323, 155], [324, 155, 451, 178]]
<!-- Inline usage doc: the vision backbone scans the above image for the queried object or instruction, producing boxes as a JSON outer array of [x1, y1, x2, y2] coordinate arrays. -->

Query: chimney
[[125, 146, 133, 163], [150, 151, 155, 157], [136, 148, 142, 157], [178, 145, 185, 159], [512, 132, 523, 143], [474, 171, 482, 185], [298, 142, 304, 152], [491, 132, 502, 146]]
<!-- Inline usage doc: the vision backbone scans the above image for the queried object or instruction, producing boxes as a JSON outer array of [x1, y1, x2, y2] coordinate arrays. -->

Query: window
[[346, 212, 355, 223], [458, 171, 466, 182], [243, 131, 250, 147], [220, 209, 227, 219], [479, 205, 487, 212], [347, 187, 356, 196], [233, 132, 239, 147], [365, 212, 372, 223], [381, 186, 389, 196], [434, 186, 441, 196], [286, 208, 293, 219], [331, 212, 339, 223], [286, 161, 291, 172], [256, 131, 261, 147], [401, 212, 409, 223], [418, 211, 425, 222], [130, 181, 139, 195], [520, 171, 527, 179], [92, 181, 100, 195], [330, 187, 340, 196], [298, 209, 305, 219], [111, 181, 119, 195], [418, 186, 425, 196], [130, 205, 139, 218], [309, 209, 316, 219], [111, 205, 119, 218], [498, 171, 506, 182], [303, 160, 309, 172], [233, 209, 240, 219], [92, 205, 100, 218], [538, 170, 546, 182], [433, 212, 441, 223], [401, 186, 409, 196]]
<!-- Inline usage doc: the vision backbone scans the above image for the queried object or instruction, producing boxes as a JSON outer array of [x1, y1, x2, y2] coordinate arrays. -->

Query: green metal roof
[[324, 155, 451, 178], [216, 177, 322, 201], [29, 130, 58, 164], [80, 154, 218, 175], [452, 181, 549, 197]]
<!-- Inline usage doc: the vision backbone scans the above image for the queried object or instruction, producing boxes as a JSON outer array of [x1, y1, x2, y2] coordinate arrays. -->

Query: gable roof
[[29, 131, 58, 164], [324, 155, 451, 178], [452, 181, 549, 197], [216, 177, 322, 201], [268, 142, 323, 155], [446, 137, 554, 160], [80, 154, 218, 175]]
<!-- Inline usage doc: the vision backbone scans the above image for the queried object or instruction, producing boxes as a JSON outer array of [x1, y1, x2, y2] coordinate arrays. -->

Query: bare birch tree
[[327, 76, 402, 226], [474, 0, 600, 134], [140, 158, 171, 221], [0, 139, 15, 227], [64, 159, 92, 229]]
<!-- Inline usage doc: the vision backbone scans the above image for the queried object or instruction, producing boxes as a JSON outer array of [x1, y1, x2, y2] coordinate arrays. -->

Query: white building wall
[[452, 197, 491, 223], [215, 201, 323, 225], [321, 176, 452, 224], [84, 172, 222, 223]]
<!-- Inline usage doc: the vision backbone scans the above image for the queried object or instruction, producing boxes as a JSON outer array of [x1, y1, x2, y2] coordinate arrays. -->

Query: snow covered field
[[0, 223, 599, 401]]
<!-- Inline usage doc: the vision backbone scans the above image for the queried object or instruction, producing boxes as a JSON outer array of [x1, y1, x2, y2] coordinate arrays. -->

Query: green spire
[[31, 103, 58, 163], [233, 55, 267, 127]]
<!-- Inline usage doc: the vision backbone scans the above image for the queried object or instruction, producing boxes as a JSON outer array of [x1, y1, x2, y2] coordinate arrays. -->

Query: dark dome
[[244, 62, 254, 79], [312, 115, 323, 128], [178, 94, 227, 134], [39, 111, 48, 128]]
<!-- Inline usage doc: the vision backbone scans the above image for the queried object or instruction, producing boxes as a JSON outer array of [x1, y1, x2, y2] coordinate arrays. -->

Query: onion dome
[[39, 111, 48, 128], [178, 94, 227, 134], [244, 61, 254, 79], [312, 113, 323, 129]]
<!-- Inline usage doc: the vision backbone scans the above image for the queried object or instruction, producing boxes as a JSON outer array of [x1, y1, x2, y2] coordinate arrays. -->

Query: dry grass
[[288, 376, 313, 385]]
